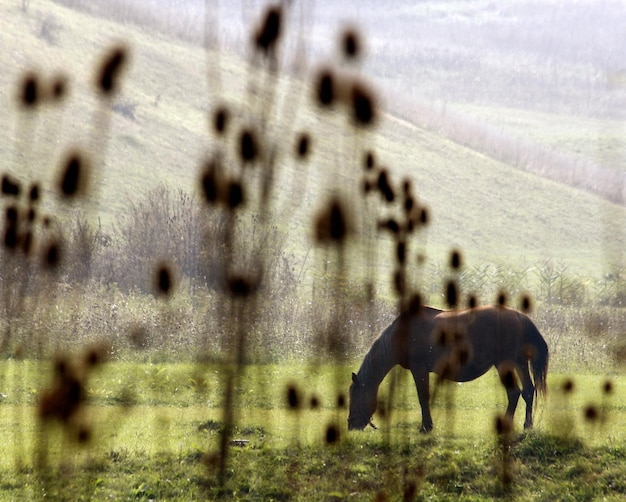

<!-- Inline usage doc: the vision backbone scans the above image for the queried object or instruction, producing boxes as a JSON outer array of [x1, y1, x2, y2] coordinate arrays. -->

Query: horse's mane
[[357, 317, 396, 386], [358, 305, 442, 386]]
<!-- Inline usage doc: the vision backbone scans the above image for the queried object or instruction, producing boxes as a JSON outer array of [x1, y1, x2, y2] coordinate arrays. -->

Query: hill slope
[[0, 0, 624, 290]]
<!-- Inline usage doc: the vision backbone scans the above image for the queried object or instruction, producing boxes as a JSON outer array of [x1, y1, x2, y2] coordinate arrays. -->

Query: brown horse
[[348, 304, 549, 432]]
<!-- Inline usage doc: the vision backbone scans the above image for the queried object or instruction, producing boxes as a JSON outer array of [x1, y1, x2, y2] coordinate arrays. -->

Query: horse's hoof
[[419, 425, 433, 434]]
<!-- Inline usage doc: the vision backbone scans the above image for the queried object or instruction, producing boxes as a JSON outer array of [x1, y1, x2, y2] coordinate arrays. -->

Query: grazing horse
[[348, 304, 549, 432]]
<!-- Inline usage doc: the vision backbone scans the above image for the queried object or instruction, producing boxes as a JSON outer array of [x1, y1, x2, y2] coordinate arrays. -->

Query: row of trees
[[428, 260, 625, 309], [0, 184, 623, 363]]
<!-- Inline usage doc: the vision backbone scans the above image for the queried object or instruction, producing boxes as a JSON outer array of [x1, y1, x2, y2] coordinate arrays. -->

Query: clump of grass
[[513, 431, 585, 463]]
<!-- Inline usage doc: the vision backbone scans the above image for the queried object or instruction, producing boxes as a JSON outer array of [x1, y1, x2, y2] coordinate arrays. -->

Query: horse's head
[[347, 372, 378, 430]]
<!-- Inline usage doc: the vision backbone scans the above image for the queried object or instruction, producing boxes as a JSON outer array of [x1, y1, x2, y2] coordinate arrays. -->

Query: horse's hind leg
[[497, 363, 521, 426], [519, 362, 535, 429]]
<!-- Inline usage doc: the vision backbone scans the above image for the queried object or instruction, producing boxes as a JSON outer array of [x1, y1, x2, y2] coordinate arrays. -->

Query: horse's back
[[432, 305, 537, 364]]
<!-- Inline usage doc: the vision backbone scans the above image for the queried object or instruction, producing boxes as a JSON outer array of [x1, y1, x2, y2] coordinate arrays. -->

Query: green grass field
[[0, 361, 625, 500]]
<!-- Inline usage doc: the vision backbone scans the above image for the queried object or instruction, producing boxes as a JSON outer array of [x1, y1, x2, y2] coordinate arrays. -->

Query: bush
[[596, 266, 626, 307], [100, 186, 218, 294], [535, 260, 587, 307], [38, 16, 62, 45]]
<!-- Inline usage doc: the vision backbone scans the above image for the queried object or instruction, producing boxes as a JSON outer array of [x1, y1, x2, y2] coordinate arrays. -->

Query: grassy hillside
[[1, 0, 624, 295], [450, 104, 626, 173], [1, 3, 625, 500]]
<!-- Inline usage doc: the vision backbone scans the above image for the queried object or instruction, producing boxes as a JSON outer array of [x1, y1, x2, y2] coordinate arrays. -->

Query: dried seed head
[[295, 133, 310, 159], [226, 180, 245, 209], [76, 425, 92, 444], [226, 274, 257, 298], [497, 291, 508, 306], [212, 106, 229, 135], [405, 294, 421, 312], [29, 183, 40, 202], [43, 242, 61, 270], [4, 209, 18, 251], [314, 198, 350, 244], [20, 73, 39, 108], [520, 294, 533, 313], [50, 75, 68, 102], [445, 280, 458, 308], [327, 202, 347, 241], [402, 179, 412, 195], [6, 206, 18, 223], [562, 378, 575, 393], [450, 250, 462, 270], [419, 207, 429, 225], [404, 194, 415, 214], [286, 385, 300, 410], [239, 129, 258, 163], [325, 424, 339, 445], [362, 179, 372, 195], [1, 175, 21, 197], [54, 357, 69, 377], [364, 150, 375, 170], [351, 82, 376, 126], [60, 155, 81, 196], [154, 263, 174, 297], [316, 69, 335, 107], [376, 170, 394, 202], [337, 393, 346, 409], [59, 151, 88, 197], [200, 159, 220, 205], [396, 240, 406, 265], [96, 45, 128, 96], [500, 367, 517, 390], [394, 269, 406, 297], [584, 405, 599, 422], [341, 28, 361, 60], [495, 414, 513, 436], [378, 218, 400, 235], [84, 344, 109, 367], [467, 295, 478, 309], [38, 360, 85, 423], [21, 231, 33, 255], [254, 5, 282, 55], [310, 395, 320, 409]]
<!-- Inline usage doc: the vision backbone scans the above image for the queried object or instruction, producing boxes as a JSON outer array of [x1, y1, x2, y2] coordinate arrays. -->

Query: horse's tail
[[524, 316, 549, 399]]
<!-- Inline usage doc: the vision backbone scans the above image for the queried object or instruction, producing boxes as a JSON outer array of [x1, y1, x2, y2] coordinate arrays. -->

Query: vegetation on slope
[[0, 0, 625, 500]]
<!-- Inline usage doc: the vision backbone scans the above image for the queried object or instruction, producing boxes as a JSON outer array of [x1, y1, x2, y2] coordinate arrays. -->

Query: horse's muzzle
[[347, 416, 377, 431]]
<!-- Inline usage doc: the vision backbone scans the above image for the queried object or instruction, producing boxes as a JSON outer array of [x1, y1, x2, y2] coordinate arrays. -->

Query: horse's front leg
[[412, 370, 433, 433]]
